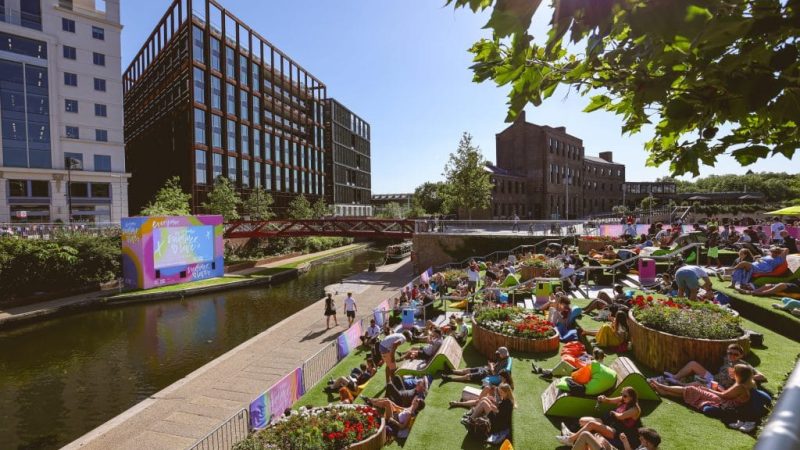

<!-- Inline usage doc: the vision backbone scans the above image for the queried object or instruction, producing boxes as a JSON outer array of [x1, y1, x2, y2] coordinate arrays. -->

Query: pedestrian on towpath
[[345, 292, 358, 327], [325, 292, 338, 329]]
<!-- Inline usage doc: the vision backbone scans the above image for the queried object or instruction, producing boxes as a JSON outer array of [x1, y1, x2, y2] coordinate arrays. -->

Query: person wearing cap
[[674, 265, 714, 301], [729, 246, 789, 289], [442, 347, 510, 383]]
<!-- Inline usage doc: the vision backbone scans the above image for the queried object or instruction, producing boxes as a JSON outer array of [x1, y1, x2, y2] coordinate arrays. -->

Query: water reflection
[[0, 248, 386, 450]]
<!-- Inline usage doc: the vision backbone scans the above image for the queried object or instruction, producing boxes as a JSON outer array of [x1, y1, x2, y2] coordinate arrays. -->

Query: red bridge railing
[[223, 218, 417, 239]]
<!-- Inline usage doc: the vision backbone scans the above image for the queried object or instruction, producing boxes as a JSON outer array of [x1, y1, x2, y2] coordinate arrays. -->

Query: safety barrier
[[301, 341, 340, 394], [188, 408, 249, 450]]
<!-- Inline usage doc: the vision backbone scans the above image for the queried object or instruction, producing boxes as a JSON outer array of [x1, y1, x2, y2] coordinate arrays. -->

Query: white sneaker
[[560, 422, 573, 437], [556, 435, 572, 445], [739, 422, 756, 433], [728, 420, 744, 429]]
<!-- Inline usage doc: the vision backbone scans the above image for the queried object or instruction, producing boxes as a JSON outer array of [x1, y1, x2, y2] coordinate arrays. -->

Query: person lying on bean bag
[[555, 350, 617, 395]]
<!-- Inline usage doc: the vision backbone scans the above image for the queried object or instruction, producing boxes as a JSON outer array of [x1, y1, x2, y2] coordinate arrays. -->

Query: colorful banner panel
[[337, 321, 363, 360], [121, 215, 224, 290], [267, 368, 304, 423], [373, 299, 391, 327], [248, 393, 269, 430]]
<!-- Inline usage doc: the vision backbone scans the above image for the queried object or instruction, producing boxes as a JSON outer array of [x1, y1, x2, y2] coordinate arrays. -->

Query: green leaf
[[583, 94, 611, 112], [731, 145, 771, 165], [483, 0, 541, 38]]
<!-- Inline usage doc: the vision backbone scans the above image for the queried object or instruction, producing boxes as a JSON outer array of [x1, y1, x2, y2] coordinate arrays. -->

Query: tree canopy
[[447, 0, 800, 176], [376, 202, 406, 219], [202, 177, 242, 221], [140, 176, 191, 216], [287, 195, 314, 220], [659, 172, 800, 202], [243, 188, 275, 221], [412, 181, 449, 215], [442, 132, 494, 218], [311, 198, 329, 219]]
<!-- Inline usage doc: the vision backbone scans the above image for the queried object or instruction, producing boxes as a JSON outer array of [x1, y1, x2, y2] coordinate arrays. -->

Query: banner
[[419, 267, 432, 285], [267, 367, 304, 424], [336, 321, 363, 360], [373, 299, 391, 327], [249, 392, 270, 430]]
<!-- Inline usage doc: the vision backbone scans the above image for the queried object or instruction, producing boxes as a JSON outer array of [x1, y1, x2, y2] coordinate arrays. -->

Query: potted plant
[[627, 295, 750, 372], [520, 254, 548, 281], [441, 269, 464, 288], [235, 404, 385, 450], [578, 236, 625, 254], [472, 306, 560, 356]]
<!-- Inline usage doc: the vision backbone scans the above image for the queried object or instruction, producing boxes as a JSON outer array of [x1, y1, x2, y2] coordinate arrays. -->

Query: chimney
[[514, 110, 526, 124], [555, 126, 566, 133], [599, 151, 613, 163]]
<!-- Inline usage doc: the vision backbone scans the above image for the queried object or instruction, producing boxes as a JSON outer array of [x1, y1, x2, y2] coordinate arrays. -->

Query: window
[[93, 78, 106, 91], [251, 63, 259, 89], [92, 26, 105, 40], [0, 32, 47, 59], [63, 45, 76, 59], [274, 137, 281, 163], [211, 115, 222, 148], [265, 164, 272, 190], [253, 131, 261, 158], [65, 99, 78, 113], [210, 76, 221, 109], [194, 108, 205, 144], [65, 126, 79, 139], [92, 52, 105, 66], [252, 97, 260, 125], [195, 149, 207, 185], [192, 26, 205, 64], [241, 160, 250, 187], [240, 125, 249, 155], [94, 155, 111, 171], [239, 90, 248, 121], [212, 153, 223, 179], [239, 55, 248, 85], [30, 180, 49, 197], [64, 72, 77, 86], [226, 119, 236, 150], [70, 182, 88, 197], [225, 46, 235, 77], [226, 82, 235, 112], [210, 38, 221, 71], [254, 163, 261, 188], [62, 18, 75, 32], [193, 67, 205, 103], [275, 165, 282, 191], [91, 183, 110, 198], [227, 156, 237, 182], [64, 152, 83, 168], [95, 129, 108, 142], [94, 104, 107, 117]]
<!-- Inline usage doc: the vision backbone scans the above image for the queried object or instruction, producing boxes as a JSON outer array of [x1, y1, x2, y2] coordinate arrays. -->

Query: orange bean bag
[[571, 364, 592, 384], [753, 261, 789, 278]]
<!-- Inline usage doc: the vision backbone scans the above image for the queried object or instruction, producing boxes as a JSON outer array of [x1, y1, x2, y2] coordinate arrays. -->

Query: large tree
[[287, 194, 313, 219], [202, 177, 242, 221], [442, 133, 494, 219], [413, 181, 448, 215], [311, 198, 330, 219], [447, 0, 800, 176], [242, 188, 275, 220], [140, 176, 191, 216]]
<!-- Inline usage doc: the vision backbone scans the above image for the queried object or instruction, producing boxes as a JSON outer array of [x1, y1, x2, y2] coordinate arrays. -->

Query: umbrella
[[765, 206, 800, 216]]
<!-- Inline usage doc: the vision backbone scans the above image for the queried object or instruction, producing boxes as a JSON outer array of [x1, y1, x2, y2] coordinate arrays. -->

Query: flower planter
[[520, 265, 548, 281], [627, 310, 750, 373], [472, 321, 560, 358], [349, 418, 386, 450], [579, 240, 610, 254]]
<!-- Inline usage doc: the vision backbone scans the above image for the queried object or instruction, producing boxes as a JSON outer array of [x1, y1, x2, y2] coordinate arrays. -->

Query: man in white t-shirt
[[771, 217, 786, 243], [361, 318, 382, 346], [674, 265, 713, 301], [467, 262, 480, 293], [344, 292, 357, 327]]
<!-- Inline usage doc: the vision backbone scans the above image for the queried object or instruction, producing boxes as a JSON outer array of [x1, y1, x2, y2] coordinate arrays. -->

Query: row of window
[[61, 18, 105, 40], [63, 152, 112, 172], [0, 32, 47, 59], [492, 178, 525, 195], [584, 165, 623, 177], [63, 72, 107, 91], [64, 126, 108, 142], [8, 179, 111, 198], [548, 137, 581, 160], [62, 46, 106, 66], [195, 149, 326, 196], [64, 100, 107, 117]]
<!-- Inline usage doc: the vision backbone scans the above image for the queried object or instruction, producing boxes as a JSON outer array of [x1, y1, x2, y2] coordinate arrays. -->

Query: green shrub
[[633, 302, 743, 340]]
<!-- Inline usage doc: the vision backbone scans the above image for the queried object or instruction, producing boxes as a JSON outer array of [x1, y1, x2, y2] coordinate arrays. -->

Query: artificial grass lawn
[[107, 267, 288, 298], [711, 279, 800, 342], [294, 299, 800, 450]]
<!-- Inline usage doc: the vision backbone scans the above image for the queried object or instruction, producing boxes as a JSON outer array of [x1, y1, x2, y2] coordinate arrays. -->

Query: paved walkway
[[64, 258, 414, 450], [0, 244, 369, 328]]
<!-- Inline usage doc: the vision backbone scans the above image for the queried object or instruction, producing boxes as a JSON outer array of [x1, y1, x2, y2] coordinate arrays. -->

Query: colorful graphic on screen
[[152, 225, 215, 269]]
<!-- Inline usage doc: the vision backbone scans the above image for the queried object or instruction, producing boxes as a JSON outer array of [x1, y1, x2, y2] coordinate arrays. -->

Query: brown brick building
[[490, 112, 624, 219]]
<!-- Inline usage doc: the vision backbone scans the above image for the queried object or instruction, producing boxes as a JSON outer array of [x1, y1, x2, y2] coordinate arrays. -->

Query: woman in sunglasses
[[649, 364, 755, 414], [556, 386, 641, 446], [655, 344, 766, 388]]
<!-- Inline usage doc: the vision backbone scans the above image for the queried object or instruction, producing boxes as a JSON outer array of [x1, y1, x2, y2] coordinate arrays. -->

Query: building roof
[[584, 155, 623, 166], [484, 164, 526, 178], [371, 194, 413, 200]]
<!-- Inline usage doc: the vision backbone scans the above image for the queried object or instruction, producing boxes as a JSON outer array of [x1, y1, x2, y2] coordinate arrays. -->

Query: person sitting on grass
[[738, 281, 800, 298], [398, 328, 443, 362], [442, 347, 510, 384], [728, 246, 788, 290], [326, 360, 377, 394], [384, 375, 428, 407], [533, 347, 606, 381], [557, 386, 642, 447], [657, 273, 678, 296], [585, 310, 629, 349], [771, 297, 800, 317], [460, 383, 516, 435], [451, 316, 469, 345], [649, 365, 755, 427], [653, 344, 766, 388], [571, 426, 662, 450], [360, 319, 382, 347], [583, 285, 627, 315], [548, 294, 582, 341], [448, 369, 513, 410], [368, 396, 425, 439]]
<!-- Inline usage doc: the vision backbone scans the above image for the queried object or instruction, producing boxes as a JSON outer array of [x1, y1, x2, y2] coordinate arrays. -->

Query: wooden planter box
[[520, 265, 548, 281], [472, 321, 560, 358], [349, 419, 386, 450], [627, 310, 750, 373], [578, 240, 612, 254]]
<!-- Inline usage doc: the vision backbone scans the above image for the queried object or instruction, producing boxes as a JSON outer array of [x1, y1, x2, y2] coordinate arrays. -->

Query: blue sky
[[120, 0, 799, 194]]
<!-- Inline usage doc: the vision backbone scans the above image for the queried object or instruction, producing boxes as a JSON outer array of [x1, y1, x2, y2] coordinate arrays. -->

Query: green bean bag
[[753, 269, 800, 287], [555, 362, 617, 395], [478, 262, 487, 270], [501, 274, 520, 288]]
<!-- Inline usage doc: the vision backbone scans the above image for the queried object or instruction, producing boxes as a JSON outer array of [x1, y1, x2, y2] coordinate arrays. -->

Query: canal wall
[[412, 233, 564, 269]]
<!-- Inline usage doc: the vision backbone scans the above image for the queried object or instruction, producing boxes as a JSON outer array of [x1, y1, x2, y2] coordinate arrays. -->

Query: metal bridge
[[223, 218, 417, 239]]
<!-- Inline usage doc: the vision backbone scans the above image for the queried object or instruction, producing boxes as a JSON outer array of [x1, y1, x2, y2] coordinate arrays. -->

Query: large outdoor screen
[[152, 225, 215, 269]]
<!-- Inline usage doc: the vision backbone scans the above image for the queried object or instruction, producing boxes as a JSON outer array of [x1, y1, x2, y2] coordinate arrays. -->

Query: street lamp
[[64, 156, 82, 224], [564, 174, 572, 220]]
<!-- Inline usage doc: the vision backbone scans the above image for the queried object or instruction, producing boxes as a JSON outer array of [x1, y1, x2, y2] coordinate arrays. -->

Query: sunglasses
[[727, 351, 741, 356]]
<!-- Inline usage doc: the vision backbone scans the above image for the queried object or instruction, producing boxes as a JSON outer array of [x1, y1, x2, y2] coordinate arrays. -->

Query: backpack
[[461, 414, 492, 440]]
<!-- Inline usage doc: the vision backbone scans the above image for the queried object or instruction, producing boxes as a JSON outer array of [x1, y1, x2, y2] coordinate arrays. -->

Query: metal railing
[[189, 408, 249, 450], [301, 341, 340, 394], [0, 222, 120, 239], [415, 219, 584, 236], [0, 6, 43, 30], [433, 238, 574, 272]]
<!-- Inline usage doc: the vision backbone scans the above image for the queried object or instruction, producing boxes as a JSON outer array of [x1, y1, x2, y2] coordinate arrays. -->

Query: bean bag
[[449, 300, 468, 309], [753, 261, 789, 278], [585, 361, 618, 395], [501, 275, 519, 288], [571, 364, 592, 384], [752, 268, 800, 287], [478, 262, 487, 270], [499, 439, 514, 450]]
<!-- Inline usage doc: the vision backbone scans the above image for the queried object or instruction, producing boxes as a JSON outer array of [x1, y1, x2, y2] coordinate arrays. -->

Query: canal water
[[0, 247, 386, 450]]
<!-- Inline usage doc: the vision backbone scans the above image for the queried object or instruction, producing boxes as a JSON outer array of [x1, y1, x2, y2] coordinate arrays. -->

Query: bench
[[395, 336, 463, 377], [541, 356, 660, 418]]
